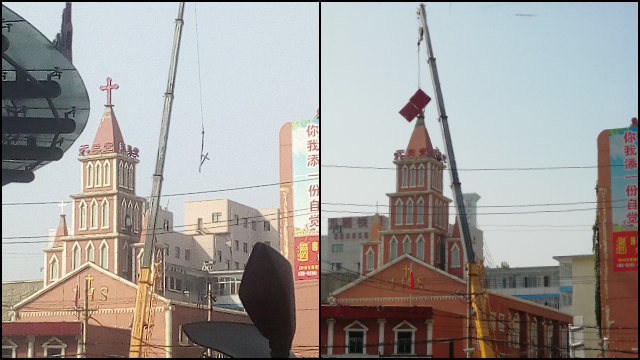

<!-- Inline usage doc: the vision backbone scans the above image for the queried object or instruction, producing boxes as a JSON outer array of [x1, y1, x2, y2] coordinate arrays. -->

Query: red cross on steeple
[[100, 77, 119, 106]]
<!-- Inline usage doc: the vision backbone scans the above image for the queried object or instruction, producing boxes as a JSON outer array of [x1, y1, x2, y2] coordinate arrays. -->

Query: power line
[[322, 199, 626, 209], [1, 178, 314, 206], [322, 163, 625, 171]]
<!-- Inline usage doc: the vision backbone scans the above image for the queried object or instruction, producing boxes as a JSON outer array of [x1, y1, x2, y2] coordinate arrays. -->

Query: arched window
[[90, 200, 98, 229], [101, 199, 109, 229], [403, 236, 411, 255], [118, 161, 123, 186], [406, 198, 414, 225], [451, 243, 460, 268], [121, 199, 127, 229], [512, 313, 520, 348], [401, 165, 408, 188], [104, 160, 111, 186], [123, 163, 129, 189], [390, 237, 398, 261], [127, 201, 133, 230], [344, 321, 368, 355], [49, 256, 59, 280], [395, 199, 403, 226], [416, 198, 424, 225], [79, 201, 87, 229], [95, 162, 102, 187], [410, 165, 416, 187], [72, 242, 81, 270], [418, 164, 425, 187], [366, 248, 374, 271], [530, 317, 538, 357], [416, 236, 425, 261], [86, 242, 95, 263], [134, 203, 139, 232], [100, 241, 109, 270], [128, 164, 134, 189], [86, 162, 93, 188]]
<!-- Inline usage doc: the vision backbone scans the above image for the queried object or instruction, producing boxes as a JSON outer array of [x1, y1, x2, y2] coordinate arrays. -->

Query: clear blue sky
[[321, 3, 638, 269], [2, 2, 318, 281]]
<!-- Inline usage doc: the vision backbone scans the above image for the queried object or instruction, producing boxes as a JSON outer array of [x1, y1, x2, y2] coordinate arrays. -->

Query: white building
[[324, 215, 389, 275]]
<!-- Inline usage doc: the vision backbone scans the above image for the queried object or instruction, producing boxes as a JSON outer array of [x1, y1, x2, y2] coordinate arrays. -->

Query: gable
[[14, 262, 168, 316]]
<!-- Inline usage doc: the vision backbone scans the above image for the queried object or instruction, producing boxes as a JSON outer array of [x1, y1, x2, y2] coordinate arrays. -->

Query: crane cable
[[195, 3, 209, 172]]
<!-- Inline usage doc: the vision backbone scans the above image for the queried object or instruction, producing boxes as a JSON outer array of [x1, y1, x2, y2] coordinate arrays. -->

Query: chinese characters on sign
[[610, 125, 638, 272], [293, 118, 320, 280]]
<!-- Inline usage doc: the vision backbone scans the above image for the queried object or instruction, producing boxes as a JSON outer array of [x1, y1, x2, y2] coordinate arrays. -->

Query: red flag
[[409, 270, 415, 293]]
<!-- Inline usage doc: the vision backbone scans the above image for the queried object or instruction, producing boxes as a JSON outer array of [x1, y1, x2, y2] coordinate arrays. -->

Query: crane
[[129, 2, 185, 357], [417, 4, 498, 358]]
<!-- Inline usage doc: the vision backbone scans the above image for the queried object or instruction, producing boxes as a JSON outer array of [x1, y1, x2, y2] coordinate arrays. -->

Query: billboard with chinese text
[[292, 118, 319, 280]]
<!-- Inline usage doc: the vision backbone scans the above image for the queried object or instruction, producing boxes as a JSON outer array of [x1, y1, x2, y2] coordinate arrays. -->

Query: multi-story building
[[486, 266, 563, 312], [325, 215, 390, 274]]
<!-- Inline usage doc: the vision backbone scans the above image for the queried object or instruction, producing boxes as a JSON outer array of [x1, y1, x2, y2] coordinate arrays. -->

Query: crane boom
[[129, 2, 185, 357], [417, 4, 497, 358]]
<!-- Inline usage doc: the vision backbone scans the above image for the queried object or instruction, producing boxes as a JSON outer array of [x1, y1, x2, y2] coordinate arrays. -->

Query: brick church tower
[[361, 114, 466, 279], [44, 77, 145, 286]]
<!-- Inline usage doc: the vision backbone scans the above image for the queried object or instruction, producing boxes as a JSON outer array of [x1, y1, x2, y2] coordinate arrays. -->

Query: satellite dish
[[183, 242, 297, 358]]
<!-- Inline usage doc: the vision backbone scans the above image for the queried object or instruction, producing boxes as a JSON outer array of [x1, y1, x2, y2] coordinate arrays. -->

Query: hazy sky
[[2, 2, 318, 281], [321, 3, 638, 269]]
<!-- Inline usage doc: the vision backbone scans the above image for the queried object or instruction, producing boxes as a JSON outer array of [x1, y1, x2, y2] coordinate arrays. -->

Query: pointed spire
[[55, 214, 68, 240], [405, 114, 434, 158], [91, 102, 126, 154]]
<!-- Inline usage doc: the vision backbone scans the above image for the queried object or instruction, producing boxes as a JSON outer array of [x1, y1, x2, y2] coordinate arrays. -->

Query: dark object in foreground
[[183, 243, 297, 358]]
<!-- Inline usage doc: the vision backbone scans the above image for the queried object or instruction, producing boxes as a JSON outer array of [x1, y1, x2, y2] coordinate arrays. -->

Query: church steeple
[[91, 77, 126, 154], [405, 114, 434, 159]]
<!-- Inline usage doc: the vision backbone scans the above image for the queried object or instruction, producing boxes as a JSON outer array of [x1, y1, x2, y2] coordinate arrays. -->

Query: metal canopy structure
[[2, 3, 90, 185]]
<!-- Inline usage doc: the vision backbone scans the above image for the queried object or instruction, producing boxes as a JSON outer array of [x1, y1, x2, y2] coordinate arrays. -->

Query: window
[[3, 339, 18, 358], [104, 160, 110, 186], [128, 165, 134, 189], [264, 221, 270, 231], [86, 162, 93, 187], [95, 162, 102, 187], [175, 246, 180, 259], [390, 238, 398, 260], [251, 221, 256, 231], [406, 198, 414, 225], [118, 161, 123, 186], [401, 165, 408, 188], [217, 250, 222, 263], [331, 263, 342, 271], [243, 243, 248, 253], [503, 278, 507, 288], [409, 165, 416, 187], [86, 242, 95, 263], [49, 256, 59, 280], [235, 240, 239, 251], [332, 244, 343, 253], [366, 249, 374, 271], [403, 236, 411, 255], [451, 244, 460, 268], [234, 261, 239, 270], [499, 313, 505, 331], [101, 200, 109, 229], [416, 236, 425, 261], [213, 212, 222, 222], [243, 218, 247, 228], [134, 203, 139, 232], [178, 325, 191, 345], [72, 243, 81, 270], [395, 199, 403, 225], [530, 317, 538, 357], [397, 331, 413, 354], [344, 321, 367, 355], [546, 322, 553, 350], [163, 219, 170, 231], [418, 164, 425, 186], [197, 218, 203, 232], [175, 279, 182, 291], [544, 276, 550, 287], [100, 241, 109, 270], [234, 214, 239, 225], [416, 198, 424, 225], [121, 199, 126, 229], [225, 260, 230, 270], [347, 331, 364, 354], [79, 201, 87, 229], [393, 321, 417, 355], [512, 313, 520, 348], [42, 337, 66, 358], [90, 200, 98, 229], [185, 249, 191, 262], [123, 163, 129, 189]]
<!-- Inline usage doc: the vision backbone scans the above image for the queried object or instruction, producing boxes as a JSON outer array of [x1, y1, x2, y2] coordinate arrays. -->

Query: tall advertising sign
[[292, 118, 319, 280], [599, 121, 638, 272]]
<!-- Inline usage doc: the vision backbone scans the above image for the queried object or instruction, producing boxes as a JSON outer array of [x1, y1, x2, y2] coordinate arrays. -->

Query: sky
[[321, 3, 638, 270], [2, 2, 318, 281]]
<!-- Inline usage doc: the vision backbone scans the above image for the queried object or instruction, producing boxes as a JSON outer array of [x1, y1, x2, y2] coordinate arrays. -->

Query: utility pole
[[207, 283, 212, 358]]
